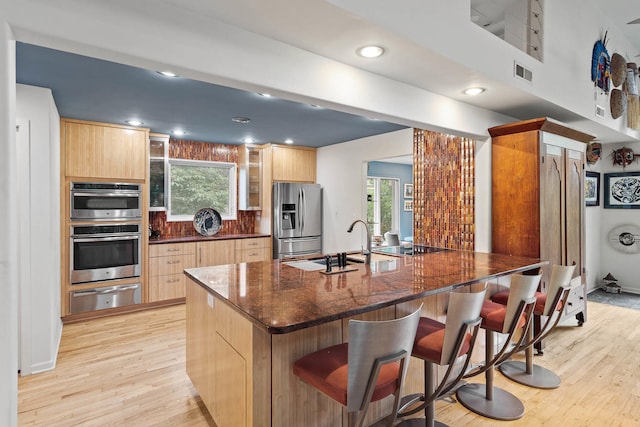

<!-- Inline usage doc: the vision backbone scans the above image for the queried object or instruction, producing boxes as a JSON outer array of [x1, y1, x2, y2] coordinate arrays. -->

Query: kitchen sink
[[310, 257, 364, 267], [283, 255, 363, 271]]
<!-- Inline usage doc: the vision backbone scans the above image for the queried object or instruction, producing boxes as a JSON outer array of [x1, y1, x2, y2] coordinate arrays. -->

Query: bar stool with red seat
[[455, 274, 540, 421], [396, 287, 487, 427], [491, 264, 576, 389], [293, 306, 422, 427]]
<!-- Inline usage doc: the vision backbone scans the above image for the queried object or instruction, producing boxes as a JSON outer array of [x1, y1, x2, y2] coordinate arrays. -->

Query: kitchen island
[[184, 249, 545, 427]]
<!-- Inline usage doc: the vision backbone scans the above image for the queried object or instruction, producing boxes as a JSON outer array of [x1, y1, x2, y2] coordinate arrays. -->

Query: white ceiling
[[157, 0, 640, 142], [12, 0, 640, 147]]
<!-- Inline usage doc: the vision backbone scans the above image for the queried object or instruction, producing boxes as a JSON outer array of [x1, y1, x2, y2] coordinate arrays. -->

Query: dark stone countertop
[[149, 233, 270, 244], [184, 250, 546, 334]]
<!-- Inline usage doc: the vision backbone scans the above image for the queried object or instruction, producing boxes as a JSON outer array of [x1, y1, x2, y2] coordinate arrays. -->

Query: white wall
[[0, 20, 18, 427], [16, 84, 61, 375], [328, 0, 640, 141], [318, 128, 493, 255], [585, 159, 603, 293], [598, 141, 640, 294], [318, 129, 414, 253]]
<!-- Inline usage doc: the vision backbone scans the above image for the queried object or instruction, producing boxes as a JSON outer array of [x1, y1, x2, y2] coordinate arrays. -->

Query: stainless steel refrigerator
[[272, 182, 322, 258]]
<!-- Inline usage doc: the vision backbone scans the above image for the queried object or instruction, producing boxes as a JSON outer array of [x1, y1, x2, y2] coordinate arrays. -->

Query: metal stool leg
[[456, 330, 525, 420], [397, 360, 449, 427], [498, 319, 561, 389]]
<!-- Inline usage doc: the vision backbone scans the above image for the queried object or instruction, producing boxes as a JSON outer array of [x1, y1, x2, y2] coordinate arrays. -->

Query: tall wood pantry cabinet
[[490, 118, 596, 325]]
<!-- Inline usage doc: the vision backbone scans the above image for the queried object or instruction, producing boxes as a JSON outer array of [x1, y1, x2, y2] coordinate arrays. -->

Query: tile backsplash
[[149, 138, 257, 237]]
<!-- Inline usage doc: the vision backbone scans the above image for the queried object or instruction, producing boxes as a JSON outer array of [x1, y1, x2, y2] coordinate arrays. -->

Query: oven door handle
[[72, 192, 140, 197], [71, 235, 141, 242], [74, 284, 140, 296], [98, 285, 139, 294]]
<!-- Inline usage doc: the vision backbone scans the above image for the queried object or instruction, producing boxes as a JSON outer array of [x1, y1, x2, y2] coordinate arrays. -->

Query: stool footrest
[[397, 393, 425, 417]]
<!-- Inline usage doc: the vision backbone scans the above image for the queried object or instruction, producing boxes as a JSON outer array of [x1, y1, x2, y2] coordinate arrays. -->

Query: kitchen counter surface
[[149, 233, 270, 244], [184, 249, 546, 334]]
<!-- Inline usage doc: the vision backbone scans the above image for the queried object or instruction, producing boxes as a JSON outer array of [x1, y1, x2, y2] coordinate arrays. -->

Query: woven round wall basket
[[610, 53, 627, 87], [610, 88, 626, 119]]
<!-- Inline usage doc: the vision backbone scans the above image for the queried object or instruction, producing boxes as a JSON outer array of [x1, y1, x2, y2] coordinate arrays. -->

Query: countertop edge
[[184, 257, 548, 335], [150, 233, 270, 244]]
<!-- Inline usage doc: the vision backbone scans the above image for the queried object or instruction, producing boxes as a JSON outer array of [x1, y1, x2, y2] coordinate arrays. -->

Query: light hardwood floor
[[18, 301, 640, 426]]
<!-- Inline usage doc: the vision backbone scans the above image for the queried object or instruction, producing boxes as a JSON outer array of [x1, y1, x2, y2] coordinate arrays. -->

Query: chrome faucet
[[347, 219, 371, 264]]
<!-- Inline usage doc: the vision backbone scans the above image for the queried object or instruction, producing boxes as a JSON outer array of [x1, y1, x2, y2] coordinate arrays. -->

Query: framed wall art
[[403, 183, 413, 199], [604, 172, 640, 208], [403, 200, 413, 211], [585, 171, 600, 206]]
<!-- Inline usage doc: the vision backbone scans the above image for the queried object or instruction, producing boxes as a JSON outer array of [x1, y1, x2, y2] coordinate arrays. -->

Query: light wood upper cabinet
[[257, 144, 317, 235], [271, 145, 316, 183], [62, 118, 149, 180]]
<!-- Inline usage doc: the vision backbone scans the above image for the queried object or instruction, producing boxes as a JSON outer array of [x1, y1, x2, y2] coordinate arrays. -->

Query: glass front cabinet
[[238, 144, 262, 210], [149, 133, 169, 211]]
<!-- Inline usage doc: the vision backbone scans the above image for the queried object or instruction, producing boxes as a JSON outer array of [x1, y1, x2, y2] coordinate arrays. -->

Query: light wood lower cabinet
[[197, 240, 237, 267], [235, 237, 270, 263], [149, 237, 270, 303], [148, 243, 196, 302]]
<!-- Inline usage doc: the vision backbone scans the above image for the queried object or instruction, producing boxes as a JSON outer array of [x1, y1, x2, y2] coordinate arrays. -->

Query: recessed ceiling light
[[172, 130, 186, 136], [284, 139, 294, 145], [243, 137, 255, 143], [463, 87, 485, 96], [258, 93, 272, 98], [232, 117, 251, 124], [357, 45, 385, 58], [125, 119, 144, 126], [157, 71, 178, 77]]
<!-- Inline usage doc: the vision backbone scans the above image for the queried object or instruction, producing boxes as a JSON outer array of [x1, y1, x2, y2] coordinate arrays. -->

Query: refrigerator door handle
[[300, 188, 305, 232], [298, 188, 303, 232]]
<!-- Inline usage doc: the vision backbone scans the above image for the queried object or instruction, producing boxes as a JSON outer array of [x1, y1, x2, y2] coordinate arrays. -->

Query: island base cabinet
[[271, 322, 344, 427], [215, 335, 247, 427], [187, 278, 443, 426], [185, 279, 270, 427], [185, 280, 214, 408]]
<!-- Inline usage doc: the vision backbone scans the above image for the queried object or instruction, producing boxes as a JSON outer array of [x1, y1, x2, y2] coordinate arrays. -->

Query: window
[[167, 159, 237, 221], [367, 177, 399, 237]]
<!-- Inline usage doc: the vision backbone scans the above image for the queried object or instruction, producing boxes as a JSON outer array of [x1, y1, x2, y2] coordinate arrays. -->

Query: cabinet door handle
[[167, 248, 180, 252]]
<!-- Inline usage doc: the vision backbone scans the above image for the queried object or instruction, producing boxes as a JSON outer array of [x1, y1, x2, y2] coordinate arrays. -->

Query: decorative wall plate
[[609, 224, 640, 253], [193, 208, 222, 236]]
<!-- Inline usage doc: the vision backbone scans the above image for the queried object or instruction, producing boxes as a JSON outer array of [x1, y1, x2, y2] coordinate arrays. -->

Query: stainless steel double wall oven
[[68, 182, 143, 314]]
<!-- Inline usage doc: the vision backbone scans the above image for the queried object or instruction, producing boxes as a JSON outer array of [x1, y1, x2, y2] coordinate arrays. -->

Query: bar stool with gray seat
[[491, 264, 576, 389], [384, 231, 400, 247], [293, 306, 422, 427], [396, 287, 487, 427], [455, 274, 540, 421]]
